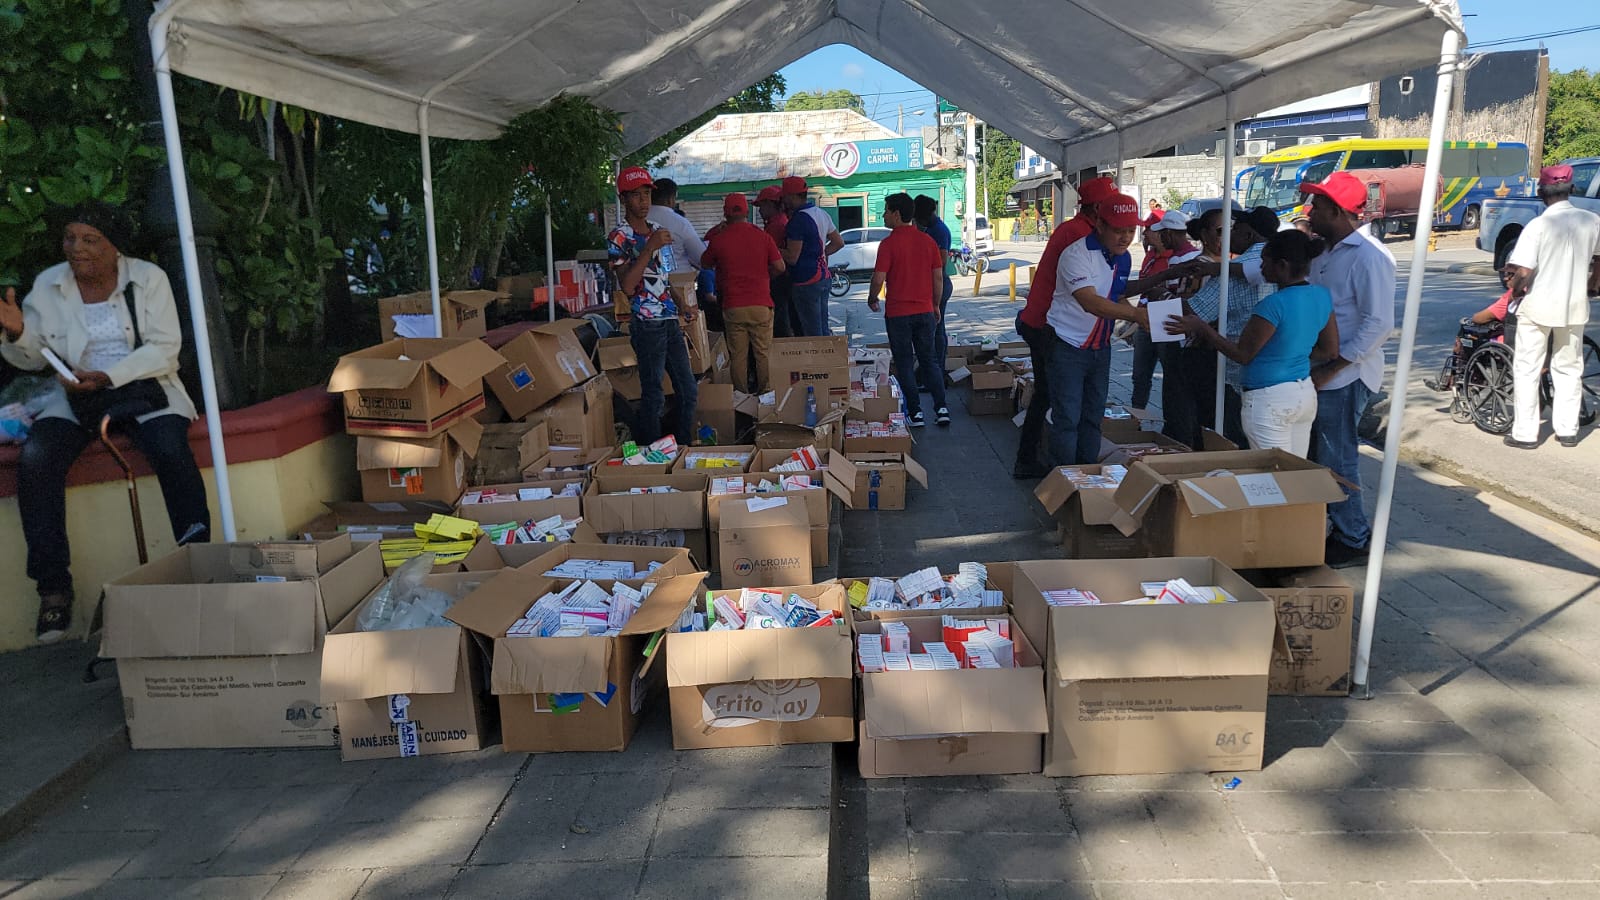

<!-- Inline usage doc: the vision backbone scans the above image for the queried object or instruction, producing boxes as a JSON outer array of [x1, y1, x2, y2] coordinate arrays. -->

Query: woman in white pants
[[1167, 230, 1340, 457]]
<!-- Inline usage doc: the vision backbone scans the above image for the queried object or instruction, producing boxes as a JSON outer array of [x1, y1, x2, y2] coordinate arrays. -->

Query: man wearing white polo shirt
[[1045, 192, 1148, 465], [1504, 164, 1600, 451]]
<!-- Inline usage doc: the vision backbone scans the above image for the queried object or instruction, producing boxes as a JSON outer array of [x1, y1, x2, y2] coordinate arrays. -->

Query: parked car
[[827, 227, 891, 296], [1478, 157, 1600, 272]]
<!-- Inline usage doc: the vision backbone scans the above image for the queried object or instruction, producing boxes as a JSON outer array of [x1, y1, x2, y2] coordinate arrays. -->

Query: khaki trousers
[[724, 305, 774, 394]]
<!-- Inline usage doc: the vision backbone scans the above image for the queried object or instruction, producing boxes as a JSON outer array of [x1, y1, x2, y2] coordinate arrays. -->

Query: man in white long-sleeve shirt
[[1300, 171, 1396, 568], [648, 178, 705, 272], [1504, 164, 1600, 450]]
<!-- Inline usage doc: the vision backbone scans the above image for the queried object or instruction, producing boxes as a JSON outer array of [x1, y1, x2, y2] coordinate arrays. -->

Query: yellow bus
[[1243, 138, 1531, 230]]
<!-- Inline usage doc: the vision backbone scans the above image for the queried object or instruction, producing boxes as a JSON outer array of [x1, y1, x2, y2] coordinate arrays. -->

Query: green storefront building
[[649, 109, 965, 237]]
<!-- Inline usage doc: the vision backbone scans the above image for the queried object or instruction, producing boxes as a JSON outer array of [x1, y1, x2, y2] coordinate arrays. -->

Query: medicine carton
[[666, 583, 854, 749], [1012, 557, 1289, 776], [101, 537, 383, 749], [1034, 464, 1149, 559]]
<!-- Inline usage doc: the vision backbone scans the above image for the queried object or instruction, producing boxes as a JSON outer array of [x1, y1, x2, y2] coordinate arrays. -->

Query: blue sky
[[778, 3, 1600, 135]]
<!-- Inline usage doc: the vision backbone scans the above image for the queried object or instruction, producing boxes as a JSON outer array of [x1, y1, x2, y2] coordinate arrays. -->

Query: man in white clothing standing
[[648, 178, 706, 272], [1504, 164, 1600, 449]]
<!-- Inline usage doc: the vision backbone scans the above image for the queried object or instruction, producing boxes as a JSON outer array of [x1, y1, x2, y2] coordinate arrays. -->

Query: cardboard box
[[470, 422, 550, 486], [328, 338, 505, 439], [674, 444, 756, 474], [842, 413, 915, 455], [719, 498, 812, 589], [709, 334, 731, 385], [855, 614, 1047, 778], [754, 406, 845, 455], [357, 420, 483, 504], [521, 541, 697, 588], [1033, 465, 1149, 559], [1245, 566, 1354, 696], [694, 383, 738, 447], [320, 571, 489, 760], [602, 527, 710, 572], [1097, 431, 1191, 465], [666, 583, 854, 750], [523, 375, 616, 452], [707, 474, 829, 530], [453, 477, 584, 526], [377, 290, 501, 341], [302, 500, 452, 537], [767, 336, 850, 408], [1100, 405, 1164, 439], [1012, 557, 1286, 776], [488, 321, 600, 420], [527, 446, 617, 481], [684, 312, 714, 374], [584, 472, 708, 534], [599, 336, 687, 401], [1109, 450, 1348, 569], [100, 538, 383, 749], [967, 363, 1017, 417], [824, 453, 928, 511], [446, 570, 705, 752], [459, 522, 602, 570], [749, 447, 832, 474]]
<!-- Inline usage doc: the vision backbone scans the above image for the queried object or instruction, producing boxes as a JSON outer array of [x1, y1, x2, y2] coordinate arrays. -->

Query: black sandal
[[36, 594, 73, 644]]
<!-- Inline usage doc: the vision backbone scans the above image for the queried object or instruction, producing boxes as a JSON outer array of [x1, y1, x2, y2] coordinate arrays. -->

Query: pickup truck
[[1478, 157, 1600, 270]]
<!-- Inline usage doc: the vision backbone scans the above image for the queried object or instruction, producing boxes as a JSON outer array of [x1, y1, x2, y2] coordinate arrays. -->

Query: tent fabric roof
[[157, 0, 1462, 168], [649, 109, 955, 185]]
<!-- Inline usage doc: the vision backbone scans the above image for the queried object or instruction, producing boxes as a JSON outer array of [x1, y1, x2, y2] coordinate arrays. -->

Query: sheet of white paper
[[40, 347, 79, 383], [392, 314, 439, 339], [1145, 298, 1185, 343], [746, 496, 788, 512], [1235, 473, 1288, 506]]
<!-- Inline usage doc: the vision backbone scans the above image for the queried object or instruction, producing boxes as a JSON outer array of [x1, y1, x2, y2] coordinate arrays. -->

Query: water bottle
[[657, 241, 675, 274], [805, 385, 818, 427]]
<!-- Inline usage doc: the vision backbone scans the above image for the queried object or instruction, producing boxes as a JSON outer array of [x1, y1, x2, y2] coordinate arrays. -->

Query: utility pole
[[980, 123, 990, 222], [964, 112, 978, 249], [897, 104, 903, 135]]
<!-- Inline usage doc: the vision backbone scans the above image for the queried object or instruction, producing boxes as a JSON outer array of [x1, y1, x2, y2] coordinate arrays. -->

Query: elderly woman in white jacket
[[0, 203, 210, 643]]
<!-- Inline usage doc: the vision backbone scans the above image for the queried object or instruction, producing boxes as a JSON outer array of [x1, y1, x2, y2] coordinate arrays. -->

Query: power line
[[1467, 24, 1600, 50]]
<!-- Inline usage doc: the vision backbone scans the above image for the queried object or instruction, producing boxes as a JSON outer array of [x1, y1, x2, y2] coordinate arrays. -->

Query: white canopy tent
[[147, 0, 1464, 695]]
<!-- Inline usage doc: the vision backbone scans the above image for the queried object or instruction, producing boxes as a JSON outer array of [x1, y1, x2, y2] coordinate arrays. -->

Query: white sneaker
[[935, 407, 951, 426], [909, 412, 926, 428]]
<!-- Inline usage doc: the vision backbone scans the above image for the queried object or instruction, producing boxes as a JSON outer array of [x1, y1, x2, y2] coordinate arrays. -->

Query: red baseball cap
[[756, 185, 783, 203], [617, 166, 653, 194], [1099, 193, 1142, 228], [1300, 171, 1366, 214], [724, 192, 749, 215], [1077, 176, 1118, 206], [782, 176, 808, 196], [1540, 164, 1574, 186]]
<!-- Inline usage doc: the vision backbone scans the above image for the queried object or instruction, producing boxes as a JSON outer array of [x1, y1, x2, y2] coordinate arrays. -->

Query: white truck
[[1478, 157, 1600, 271]]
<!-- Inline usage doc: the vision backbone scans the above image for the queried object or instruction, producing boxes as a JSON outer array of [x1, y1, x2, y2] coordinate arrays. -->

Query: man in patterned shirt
[[609, 166, 698, 445]]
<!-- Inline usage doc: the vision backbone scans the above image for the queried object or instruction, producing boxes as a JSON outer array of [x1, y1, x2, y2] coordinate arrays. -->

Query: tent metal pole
[[417, 105, 443, 334], [1214, 93, 1236, 432], [613, 159, 623, 227], [149, 12, 236, 541], [1352, 28, 1461, 698], [545, 203, 557, 323]]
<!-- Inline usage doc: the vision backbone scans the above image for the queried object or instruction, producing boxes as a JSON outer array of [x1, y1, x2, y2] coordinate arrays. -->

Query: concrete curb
[[1445, 262, 1500, 277], [0, 721, 128, 842]]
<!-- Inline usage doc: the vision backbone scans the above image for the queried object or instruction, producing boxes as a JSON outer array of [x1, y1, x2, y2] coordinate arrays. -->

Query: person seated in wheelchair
[[0, 203, 211, 644], [1426, 289, 1512, 391]]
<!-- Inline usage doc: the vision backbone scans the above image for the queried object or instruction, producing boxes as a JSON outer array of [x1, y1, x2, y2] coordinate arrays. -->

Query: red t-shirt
[[763, 211, 789, 249], [873, 225, 943, 317], [700, 221, 781, 309], [1020, 214, 1094, 328]]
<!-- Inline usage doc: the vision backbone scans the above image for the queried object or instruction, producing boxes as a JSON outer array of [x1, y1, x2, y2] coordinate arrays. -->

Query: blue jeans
[[885, 312, 946, 418], [791, 278, 830, 336], [20, 414, 211, 595], [630, 318, 698, 445], [1015, 314, 1055, 467], [1046, 337, 1111, 466], [1310, 379, 1372, 548]]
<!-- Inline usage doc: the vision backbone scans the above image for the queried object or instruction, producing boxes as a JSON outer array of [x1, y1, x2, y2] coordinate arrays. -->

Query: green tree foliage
[[1545, 69, 1600, 162], [627, 73, 788, 168], [785, 89, 865, 114], [981, 128, 1020, 219]]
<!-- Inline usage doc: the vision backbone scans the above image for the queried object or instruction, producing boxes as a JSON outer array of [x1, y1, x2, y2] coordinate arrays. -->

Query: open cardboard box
[[377, 289, 501, 341], [1109, 449, 1347, 569], [446, 569, 705, 752], [1012, 557, 1289, 776], [470, 421, 550, 487], [101, 537, 384, 749], [522, 374, 616, 452], [584, 472, 708, 534], [666, 582, 854, 749], [520, 541, 697, 589], [824, 453, 928, 511], [1244, 566, 1354, 697], [718, 498, 813, 589], [328, 338, 504, 439], [673, 444, 756, 473], [356, 419, 483, 504], [854, 613, 1047, 778], [1033, 465, 1149, 559], [488, 320, 599, 419], [321, 571, 492, 760], [454, 477, 585, 526]]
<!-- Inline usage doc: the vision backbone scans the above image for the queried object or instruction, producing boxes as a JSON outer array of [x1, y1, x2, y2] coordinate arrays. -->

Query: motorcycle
[[829, 267, 852, 298], [953, 244, 989, 277]]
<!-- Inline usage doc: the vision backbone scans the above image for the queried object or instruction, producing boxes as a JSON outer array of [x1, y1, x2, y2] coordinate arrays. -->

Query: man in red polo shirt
[[756, 185, 797, 338], [1013, 176, 1116, 476], [869, 192, 949, 427], [702, 192, 785, 393]]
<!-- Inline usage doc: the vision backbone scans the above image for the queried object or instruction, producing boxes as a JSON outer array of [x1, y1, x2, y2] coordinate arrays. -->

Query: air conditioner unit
[[1243, 140, 1270, 157]]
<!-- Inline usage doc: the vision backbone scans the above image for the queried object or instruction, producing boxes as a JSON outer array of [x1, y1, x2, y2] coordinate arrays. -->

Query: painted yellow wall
[[993, 217, 1017, 241], [0, 433, 357, 653]]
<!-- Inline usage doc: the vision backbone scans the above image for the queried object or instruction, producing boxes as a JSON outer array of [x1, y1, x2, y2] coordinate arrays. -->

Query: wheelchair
[[1428, 316, 1600, 435]]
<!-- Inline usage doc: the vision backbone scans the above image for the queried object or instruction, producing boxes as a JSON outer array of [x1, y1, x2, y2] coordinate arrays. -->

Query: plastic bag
[[0, 374, 57, 444], [357, 552, 435, 631]]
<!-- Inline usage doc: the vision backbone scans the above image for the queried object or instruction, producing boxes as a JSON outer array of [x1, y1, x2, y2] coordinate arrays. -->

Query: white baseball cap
[[1148, 210, 1190, 232]]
